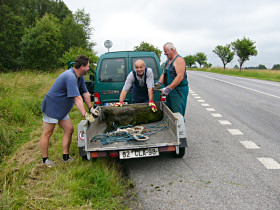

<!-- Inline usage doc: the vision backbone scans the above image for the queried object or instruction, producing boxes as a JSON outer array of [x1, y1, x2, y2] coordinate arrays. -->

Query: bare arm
[[119, 90, 128, 102], [148, 88, 154, 101], [74, 96, 86, 116], [169, 57, 185, 89], [82, 92, 92, 109], [158, 72, 164, 84]]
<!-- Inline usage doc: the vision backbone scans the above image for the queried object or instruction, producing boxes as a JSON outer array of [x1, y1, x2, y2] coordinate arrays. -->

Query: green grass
[[0, 70, 136, 209], [189, 67, 280, 82]]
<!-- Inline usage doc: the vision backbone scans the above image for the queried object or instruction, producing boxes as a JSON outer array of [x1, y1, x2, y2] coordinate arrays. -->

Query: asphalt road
[[124, 71, 280, 210]]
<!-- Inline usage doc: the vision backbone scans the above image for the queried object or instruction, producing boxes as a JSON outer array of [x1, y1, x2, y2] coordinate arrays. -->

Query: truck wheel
[[173, 147, 185, 158]]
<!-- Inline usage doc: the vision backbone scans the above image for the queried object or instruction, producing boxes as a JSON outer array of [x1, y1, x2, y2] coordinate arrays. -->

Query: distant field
[[189, 68, 280, 82], [0, 70, 135, 209]]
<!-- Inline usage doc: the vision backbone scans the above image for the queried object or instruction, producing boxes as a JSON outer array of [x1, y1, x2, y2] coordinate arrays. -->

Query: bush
[[60, 47, 99, 69]]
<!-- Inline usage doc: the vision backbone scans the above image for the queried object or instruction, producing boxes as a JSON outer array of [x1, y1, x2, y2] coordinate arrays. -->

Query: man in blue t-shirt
[[40, 55, 98, 167]]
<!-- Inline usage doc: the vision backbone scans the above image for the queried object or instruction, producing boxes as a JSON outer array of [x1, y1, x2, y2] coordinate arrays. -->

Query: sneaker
[[63, 156, 74, 163], [43, 158, 55, 168]]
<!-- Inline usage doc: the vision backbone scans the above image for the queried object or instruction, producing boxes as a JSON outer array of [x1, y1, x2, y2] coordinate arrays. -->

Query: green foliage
[[134, 41, 162, 62], [60, 15, 86, 52], [0, 70, 53, 161], [231, 37, 258, 70], [0, 70, 133, 209], [204, 63, 212, 68], [272, 64, 280, 70], [74, 9, 95, 50], [60, 47, 99, 69], [195, 52, 207, 68], [213, 44, 234, 70], [0, 0, 94, 71], [184, 55, 196, 68], [0, 5, 24, 70], [21, 13, 63, 70]]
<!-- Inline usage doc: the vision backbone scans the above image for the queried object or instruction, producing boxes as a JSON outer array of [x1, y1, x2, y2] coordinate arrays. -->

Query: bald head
[[134, 60, 146, 77]]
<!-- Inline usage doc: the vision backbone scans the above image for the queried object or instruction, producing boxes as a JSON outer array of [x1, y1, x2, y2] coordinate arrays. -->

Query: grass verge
[[189, 67, 280, 82], [0, 70, 137, 209]]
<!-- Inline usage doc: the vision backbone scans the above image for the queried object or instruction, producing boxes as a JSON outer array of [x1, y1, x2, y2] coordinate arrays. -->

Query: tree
[[195, 52, 207, 68], [271, 64, 280, 70], [231, 37, 258, 71], [134, 42, 162, 62], [184, 55, 196, 68], [61, 14, 87, 52], [213, 44, 234, 70], [21, 13, 63, 70], [258, 64, 267, 69], [60, 47, 98, 69], [74, 9, 95, 50], [204, 63, 212, 68], [0, 5, 24, 70]]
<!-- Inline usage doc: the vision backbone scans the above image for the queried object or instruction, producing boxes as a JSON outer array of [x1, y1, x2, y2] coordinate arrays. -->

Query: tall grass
[[190, 67, 280, 82], [0, 70, 135, 209]]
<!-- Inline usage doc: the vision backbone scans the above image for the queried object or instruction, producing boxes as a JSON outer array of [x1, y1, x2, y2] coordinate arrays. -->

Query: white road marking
[[198, 99, 205, 102], [206, 108, 215, 111], [201, 103, 210, 107], [189, 72, 280, 99], [257, 158, 280, 169], [192, 94, 198, 96], [219, 120, 231, 125], [194, 96, 201, 99], [227, 129, 243, 135], [211, 113, 223, 117], [240, 141, 260, 149]]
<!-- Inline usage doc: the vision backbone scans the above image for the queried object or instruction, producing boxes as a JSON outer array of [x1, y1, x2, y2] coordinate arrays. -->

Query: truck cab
[[87, 51, 165, 106]]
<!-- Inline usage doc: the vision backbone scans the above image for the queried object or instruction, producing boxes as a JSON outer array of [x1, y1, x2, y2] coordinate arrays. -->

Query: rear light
[[94, 92, 101, 105], [160, 93, 166, 101], [159, 146, 175, 152], [90, 151, 107, 158], [109, 152, 119, 158]]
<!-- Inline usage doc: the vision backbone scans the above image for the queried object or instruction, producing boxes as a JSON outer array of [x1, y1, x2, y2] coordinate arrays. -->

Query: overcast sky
[[63, 0, 280, 68]]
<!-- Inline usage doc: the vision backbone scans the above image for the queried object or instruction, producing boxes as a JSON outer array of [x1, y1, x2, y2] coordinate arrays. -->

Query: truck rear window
[[131, 57, 160, 80], [100, 58, 126, 82]]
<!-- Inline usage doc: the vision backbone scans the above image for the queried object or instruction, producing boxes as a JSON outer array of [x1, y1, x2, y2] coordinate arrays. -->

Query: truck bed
[[83, 102, 180, 152]]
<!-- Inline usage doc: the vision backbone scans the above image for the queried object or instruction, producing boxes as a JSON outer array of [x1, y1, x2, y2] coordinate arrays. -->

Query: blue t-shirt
[[41, 68, 88, 120]]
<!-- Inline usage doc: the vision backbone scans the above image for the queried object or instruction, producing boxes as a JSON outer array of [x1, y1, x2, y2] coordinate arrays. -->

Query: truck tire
[[173, 147, 185, 158]]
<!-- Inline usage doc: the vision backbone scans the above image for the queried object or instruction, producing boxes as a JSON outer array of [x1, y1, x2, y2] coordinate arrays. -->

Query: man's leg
[[40, 121, 56, 158], [58, 118, 74, 155]]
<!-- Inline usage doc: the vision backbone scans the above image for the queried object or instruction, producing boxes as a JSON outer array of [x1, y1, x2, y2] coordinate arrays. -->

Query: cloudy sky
[[63, 0, 280, 68]]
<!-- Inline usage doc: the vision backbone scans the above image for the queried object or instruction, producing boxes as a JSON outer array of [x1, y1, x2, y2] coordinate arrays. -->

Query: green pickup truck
[[85, 51, 165, 106]]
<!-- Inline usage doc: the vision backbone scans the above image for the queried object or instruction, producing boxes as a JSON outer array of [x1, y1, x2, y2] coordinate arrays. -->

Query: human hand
[[84, 112, 94, 123], [153, 81, 162, 90], [89, 107, 99, 118], [149, 100, 157, 112], [161, 86, 172, 96], [114, 101, 124, 107]]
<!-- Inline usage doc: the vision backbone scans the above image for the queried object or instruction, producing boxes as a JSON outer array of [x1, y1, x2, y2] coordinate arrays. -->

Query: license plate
[[104, 102, 128, 106], [119, 148, 159, 159]]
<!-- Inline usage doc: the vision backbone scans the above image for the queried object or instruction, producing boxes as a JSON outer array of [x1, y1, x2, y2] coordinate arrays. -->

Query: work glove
[[114, 101, 124, 107], [89, 106, 99, 118], [153, 81, 162, 90], [84, 112, 94, 123], [149, 100, 157, 112], [161, 86, 173, 96]]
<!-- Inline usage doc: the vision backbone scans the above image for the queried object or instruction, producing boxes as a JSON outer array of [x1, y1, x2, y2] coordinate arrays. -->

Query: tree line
[[0, 0, 98, 71], [134, 39, 280, 71]]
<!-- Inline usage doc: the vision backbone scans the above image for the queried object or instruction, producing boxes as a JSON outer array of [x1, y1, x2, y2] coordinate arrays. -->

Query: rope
[[90, 117, 168, 145]]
